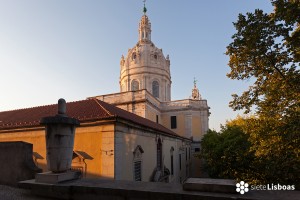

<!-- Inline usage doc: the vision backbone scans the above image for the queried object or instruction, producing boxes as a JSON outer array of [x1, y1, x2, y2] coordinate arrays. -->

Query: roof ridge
[[91, 98, 113, 116], [0, 99, 90, 113], [0, 103, 56, 113]]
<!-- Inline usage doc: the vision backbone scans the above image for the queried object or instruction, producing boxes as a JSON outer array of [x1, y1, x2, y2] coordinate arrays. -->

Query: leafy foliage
[[226, 0, 300, 183], [201, 116, 300, 185], [226, 4, 300, 115], [201, 0, 300, 185], [200, 125, 255, 182]]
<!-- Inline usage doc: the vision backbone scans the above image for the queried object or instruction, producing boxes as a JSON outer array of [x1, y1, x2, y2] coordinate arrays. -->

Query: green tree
[[200, 125, 255, 182], [226, 0, 300, 185]]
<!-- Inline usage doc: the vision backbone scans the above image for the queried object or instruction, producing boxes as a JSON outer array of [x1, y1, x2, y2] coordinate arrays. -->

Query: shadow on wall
[[0, 141, 42, 186], [0, 140, 134, 186]]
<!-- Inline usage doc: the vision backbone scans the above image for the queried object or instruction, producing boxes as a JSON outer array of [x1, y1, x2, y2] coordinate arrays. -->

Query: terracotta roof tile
[[0, 99, 111, 129], [0, 99, 185, 139]]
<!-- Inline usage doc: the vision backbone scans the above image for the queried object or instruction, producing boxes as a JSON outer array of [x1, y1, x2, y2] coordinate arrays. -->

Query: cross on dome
[[194, 77, 198, 88], [143, 0, 147, 14], [139, 1, 151, 43]]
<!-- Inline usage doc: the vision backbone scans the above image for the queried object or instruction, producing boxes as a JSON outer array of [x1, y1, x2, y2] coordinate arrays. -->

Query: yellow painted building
[[0, 99, 191, 183]]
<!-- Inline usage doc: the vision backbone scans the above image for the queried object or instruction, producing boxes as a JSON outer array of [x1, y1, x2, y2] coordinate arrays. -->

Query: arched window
[[152, 81, 159, 98], [132, 53, 136, 61], [133, 145, 144, 181], [131, 80, 139, 91]]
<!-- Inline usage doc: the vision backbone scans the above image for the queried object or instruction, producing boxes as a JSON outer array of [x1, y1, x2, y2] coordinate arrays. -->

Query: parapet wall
[[19, 178, 300, 200], [0, 141, 42, 186]]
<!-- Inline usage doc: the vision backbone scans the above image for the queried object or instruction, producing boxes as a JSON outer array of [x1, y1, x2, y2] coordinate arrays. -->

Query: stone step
[[35, 171, 81, 184], [183, 178, 236, 193]]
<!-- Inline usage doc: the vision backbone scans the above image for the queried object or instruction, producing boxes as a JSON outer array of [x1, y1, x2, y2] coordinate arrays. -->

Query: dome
[[119, 14, 171, 102]]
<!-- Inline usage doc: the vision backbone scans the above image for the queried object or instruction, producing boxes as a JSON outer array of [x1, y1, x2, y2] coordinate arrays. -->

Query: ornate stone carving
[[191, 78, 201, 100], [120, 55, 125, 66]]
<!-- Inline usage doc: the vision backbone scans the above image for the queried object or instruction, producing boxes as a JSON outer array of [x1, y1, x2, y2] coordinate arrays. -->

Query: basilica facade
[[90, 10, 210, 143], [0, 7, 210, 183]]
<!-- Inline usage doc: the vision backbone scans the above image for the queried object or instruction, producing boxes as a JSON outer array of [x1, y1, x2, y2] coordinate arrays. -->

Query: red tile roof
[[0, 99, 184, 139]]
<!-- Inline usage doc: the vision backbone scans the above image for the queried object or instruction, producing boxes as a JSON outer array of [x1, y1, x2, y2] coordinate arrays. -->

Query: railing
[[162, 99, 208, 109]]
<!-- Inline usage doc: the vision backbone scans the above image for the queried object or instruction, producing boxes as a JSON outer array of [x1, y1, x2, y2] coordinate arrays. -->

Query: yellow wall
[[176, 114, 186, 136], [0, 123, 115, 179], [161, 112, 185, 136], [0, 129, 47, 169], [73, 124, 115, 179], [192, 116, 202, 141], [161, 111, 204, 141]]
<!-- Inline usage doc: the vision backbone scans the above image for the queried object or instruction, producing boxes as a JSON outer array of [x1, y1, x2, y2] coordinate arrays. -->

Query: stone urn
[[40, 99, 80, 173]]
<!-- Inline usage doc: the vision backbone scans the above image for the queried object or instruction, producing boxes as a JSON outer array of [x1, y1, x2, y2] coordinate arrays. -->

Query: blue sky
[[0, 0, 273, 131]]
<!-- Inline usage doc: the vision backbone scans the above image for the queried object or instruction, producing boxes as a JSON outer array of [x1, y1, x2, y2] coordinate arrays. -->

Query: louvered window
[[133, 145, 144, 181], [134, 161, 142, 181]]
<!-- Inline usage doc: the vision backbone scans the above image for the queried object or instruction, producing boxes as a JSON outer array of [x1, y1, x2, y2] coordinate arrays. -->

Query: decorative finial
[[58, 98, 66, 115], [193, 77, 197, 88], [143, 0, 147, 14], [191, 78, 201, 100]]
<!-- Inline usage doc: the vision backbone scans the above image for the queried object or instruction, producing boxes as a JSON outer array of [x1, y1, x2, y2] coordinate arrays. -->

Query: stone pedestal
[[40, 99, 79, 173], [38, 98, 80, 184]]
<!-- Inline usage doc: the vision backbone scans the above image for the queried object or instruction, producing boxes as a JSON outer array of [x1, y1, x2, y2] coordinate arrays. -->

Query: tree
[[200, 125, 255, 182], [226, 1, 300, 115], [226, 0, 300, 185]]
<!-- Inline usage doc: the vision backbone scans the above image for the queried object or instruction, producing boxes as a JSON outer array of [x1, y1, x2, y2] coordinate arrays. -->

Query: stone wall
[[0, 141, 41, 186], [19, 178, 298, 200], [114, 121, 191, 183]]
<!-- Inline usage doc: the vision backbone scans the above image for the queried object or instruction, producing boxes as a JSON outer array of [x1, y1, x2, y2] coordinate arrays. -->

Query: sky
[[0, 0, 273, 131]]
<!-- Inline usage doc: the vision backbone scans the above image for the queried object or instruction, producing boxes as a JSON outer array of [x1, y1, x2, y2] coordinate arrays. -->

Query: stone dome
[[119, 14, 171, 102]]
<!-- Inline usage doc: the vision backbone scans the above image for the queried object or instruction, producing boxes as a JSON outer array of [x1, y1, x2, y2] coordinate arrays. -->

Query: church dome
[[119, 13, 171, 102]]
